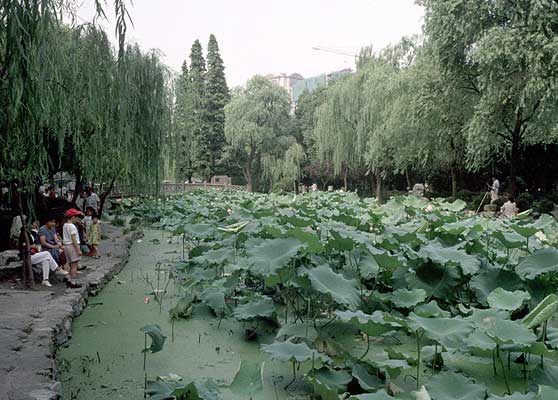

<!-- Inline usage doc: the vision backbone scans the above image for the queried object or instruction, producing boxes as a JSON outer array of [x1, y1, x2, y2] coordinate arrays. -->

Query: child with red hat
[[63, 208, 83, 286]]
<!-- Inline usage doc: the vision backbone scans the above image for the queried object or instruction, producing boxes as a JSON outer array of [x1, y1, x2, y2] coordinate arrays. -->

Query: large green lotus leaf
[[308, 367, 351, 394], [276, 323, 318, 343], [178, 223, 215, 239], [228, 360, 263, 396], [304, 373, 341, 400], [487, 288, 531, 311], [351, 362, 383, 391], [192, 247, 234, 265], [146, 380, 183, 400], [233, 297, 275, 321], [301, 265, 360, 309], [287, 227, 324, 254], [470, 268, 525, 306], [464, 330, 497, 351], [522, 294, 558, 328], [439, 219, 482, 236], [335, 310, 401, 336], [402, 260, 460, 300], [169, 297, 193, 320], [141, 324, 167, 354], [200, 287, 226, 315], [390, 288, 427, 308], [348, 390, 394, 399], [487, 393, 535, 400], [493, 231, 527, 249], [414, 301, 450, 318], [440, 199, 467, 212], [426, 372, 486, 400], [261, 339, 331, 363], [245, 237, 304, 276], [357, 253, 381, 279], [483, 318, 537, 346], [511, 223, 539, 238], [516, 248, 558, 280], [407, 313, 473, 348], [418, 242, 480, 275]]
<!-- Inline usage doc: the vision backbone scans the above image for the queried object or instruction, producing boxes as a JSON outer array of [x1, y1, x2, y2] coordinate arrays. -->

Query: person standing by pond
[[84, 186, 100, 213], [87, 211, 101, 258], [63, 208, 83, 287]]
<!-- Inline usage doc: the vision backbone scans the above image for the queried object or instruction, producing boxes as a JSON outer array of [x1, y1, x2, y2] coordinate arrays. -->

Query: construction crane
[[312, 46, 359, 58]]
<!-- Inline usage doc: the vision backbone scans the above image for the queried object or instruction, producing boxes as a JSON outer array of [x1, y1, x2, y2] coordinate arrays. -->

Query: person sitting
[[38, 215, 63, 265], [20, 221, 68, 287], [500, 196, 519, 218]]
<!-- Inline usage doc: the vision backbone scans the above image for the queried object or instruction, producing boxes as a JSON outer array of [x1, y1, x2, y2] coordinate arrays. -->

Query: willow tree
[[224, 76, 291, 192], [420, 0, 558, 195], [314, 73, 368, 190]]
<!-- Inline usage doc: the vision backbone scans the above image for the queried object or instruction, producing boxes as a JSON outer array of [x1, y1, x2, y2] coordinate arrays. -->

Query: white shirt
[[63, 223, 80, 245], [500, 201, 518, 218]]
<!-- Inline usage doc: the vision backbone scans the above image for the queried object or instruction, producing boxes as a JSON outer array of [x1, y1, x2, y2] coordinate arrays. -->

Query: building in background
[[266, 69, 352, 112]]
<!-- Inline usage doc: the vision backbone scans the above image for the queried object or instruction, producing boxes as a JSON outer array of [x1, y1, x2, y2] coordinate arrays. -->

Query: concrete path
[[0, 224, 138, 400]]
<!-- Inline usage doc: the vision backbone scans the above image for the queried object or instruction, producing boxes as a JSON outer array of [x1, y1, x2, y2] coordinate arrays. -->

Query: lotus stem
[[497, 345, 511, 395], [416, 330, 423, 390], [143, 334, 147, 371], [284, 360, 296, 390], [360, 333, 371, 361]]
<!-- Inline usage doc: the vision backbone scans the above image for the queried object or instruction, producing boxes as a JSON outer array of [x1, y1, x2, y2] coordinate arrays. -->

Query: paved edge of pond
[[0, 224, 142, 400]]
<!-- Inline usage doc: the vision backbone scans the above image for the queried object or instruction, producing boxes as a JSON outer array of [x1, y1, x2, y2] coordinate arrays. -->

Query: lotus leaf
[[301, 264, 360, 309], [308, 367, 351, 393], [336, 310, 401, 336], [245, 237, 304, 276], [351, 362, 383, 391], [426, 371, 486, 400], [233, 297, 275, 321], [348, 389, 395, 399], [141, 324, 167, 353], [391, 288, 427, 308], [418, 242, 480, 275], [516, 249, 558, 280], [228, 360, 263, 396], [200, 287, 226, 315], [521, 294, 558, 328], [261, 339, 331, 363], [276, 323, 318, 343], [487, 288, 531, 311], [414, 301, 450, 318], [407, 313, 474, 348]]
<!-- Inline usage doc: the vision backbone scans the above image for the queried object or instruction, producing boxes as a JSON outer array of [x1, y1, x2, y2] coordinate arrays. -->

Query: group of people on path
[[9, 185, 103, 288], [488, 177, 519, 218]]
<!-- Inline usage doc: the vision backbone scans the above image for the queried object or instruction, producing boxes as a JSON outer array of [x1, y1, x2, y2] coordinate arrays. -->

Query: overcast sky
[[76, 0, 424, 86]]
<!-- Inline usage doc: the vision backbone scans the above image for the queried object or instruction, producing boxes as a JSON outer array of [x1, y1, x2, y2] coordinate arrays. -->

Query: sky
[[76, 0, 424, 87]]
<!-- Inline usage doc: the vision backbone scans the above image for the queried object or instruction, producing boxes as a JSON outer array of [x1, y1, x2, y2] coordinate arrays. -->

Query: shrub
[[516, 192, 534, 211], [112, 215, 126, 226], [534, 199, 555, 214], [456, 190, 476, 203]]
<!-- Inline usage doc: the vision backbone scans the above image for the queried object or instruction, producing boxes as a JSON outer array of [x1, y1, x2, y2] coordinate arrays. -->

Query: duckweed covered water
[[57, 230, 310, 399]]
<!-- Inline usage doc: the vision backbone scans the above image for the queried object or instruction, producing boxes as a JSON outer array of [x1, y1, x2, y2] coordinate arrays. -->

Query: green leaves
[[302, 264, 360, 309], [418, 242, 480, 275], [233, 297, 275, 321], [245, 237, 304, 276], [426, 372, 486, 400], [487, 288, 531, 311], [516, 248, 558, 280], [390, 288, 428, 308], [522, 294, 558, 329], [336, 310, 401, 336], [141, 324, 167, 353], [261, 339, 331, 363], [228, 360, 263, 396]]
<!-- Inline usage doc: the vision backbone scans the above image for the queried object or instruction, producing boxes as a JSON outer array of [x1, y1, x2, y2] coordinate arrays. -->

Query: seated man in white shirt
[[500, 196, 519, 218]]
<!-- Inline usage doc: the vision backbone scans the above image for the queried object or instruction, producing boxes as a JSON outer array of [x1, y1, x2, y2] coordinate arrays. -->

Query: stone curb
[[0, 225, 142, 400]]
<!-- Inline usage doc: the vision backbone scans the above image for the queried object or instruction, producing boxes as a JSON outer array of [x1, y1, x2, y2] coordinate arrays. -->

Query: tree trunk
[[244, 166, 253, 193], [450, 166, 458, 199], [510, 136, 520, 196], [17, 189, 33, 288], [98, 177, 116, 219], [405, 168, 411, 191], [343, 167, 348, 191], [375, 173, 383, 204], [72, 169, 82, 204]]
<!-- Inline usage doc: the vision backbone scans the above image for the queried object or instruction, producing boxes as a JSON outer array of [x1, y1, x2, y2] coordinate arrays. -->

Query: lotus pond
[[59, 190, 558, 399]]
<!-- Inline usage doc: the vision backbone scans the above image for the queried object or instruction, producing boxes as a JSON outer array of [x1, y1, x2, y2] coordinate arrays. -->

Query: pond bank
[[0, 224, 138, 400]]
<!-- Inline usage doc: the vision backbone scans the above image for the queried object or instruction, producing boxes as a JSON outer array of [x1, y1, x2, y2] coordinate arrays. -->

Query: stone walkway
[[0, 224, 138, 400]]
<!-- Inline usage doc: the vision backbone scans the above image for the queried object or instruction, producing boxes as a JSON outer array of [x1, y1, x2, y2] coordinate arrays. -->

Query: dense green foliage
[[0, 1, 171, 197], [123, 190, 558, 399], [173, 35, 229, 182]]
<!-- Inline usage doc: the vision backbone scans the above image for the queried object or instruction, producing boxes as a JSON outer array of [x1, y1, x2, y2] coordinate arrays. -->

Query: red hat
[[66, 208, 83, 218]]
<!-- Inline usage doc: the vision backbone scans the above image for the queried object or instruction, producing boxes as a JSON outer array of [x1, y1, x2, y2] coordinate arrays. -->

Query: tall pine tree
[[206, 34, 230, 176], [189, 39, 210, 179], [174, 60, 195, 181]]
